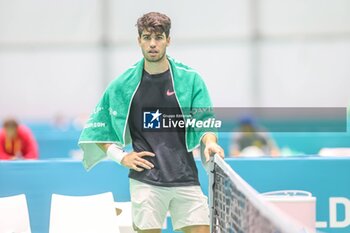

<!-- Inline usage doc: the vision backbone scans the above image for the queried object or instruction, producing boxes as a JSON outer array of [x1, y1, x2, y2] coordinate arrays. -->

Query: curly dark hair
[[136, 12, 171, 38]]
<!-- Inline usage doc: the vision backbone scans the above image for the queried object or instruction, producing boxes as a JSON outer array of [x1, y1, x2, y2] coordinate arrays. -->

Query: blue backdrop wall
[[0, 158, 349, 233]]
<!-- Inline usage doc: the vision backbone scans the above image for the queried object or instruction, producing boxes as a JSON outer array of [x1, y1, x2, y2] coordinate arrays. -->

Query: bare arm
[[201, 133, 225, 162], [98, 143, 155, 172], [97, 143, 111, 152]]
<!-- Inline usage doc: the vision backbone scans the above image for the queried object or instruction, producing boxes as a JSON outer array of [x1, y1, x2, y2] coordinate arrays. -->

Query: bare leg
[[182, 225, 210, 233], [138, 229, 162, 233]]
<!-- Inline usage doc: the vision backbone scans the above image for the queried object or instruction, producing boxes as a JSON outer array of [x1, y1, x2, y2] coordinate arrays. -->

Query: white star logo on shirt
[[150, 109, 162, 122]]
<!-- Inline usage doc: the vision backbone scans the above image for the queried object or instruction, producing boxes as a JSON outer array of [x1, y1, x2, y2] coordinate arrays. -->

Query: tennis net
[[208, 154, 305, 233]]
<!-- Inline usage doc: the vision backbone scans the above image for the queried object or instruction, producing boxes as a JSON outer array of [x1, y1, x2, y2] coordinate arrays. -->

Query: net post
[[208, 155, 216, 233]]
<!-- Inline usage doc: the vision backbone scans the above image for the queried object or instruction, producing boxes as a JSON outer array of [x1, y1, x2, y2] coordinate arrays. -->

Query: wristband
[[106, 144, 127, 164]]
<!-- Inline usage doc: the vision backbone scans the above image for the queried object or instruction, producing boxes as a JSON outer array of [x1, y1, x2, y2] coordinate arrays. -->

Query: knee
[[181, 225, 210, 233], [137, 229, 162, 233]]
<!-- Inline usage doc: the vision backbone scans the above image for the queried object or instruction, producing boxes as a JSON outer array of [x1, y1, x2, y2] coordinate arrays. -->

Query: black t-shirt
[[128, 69, 199, 187]]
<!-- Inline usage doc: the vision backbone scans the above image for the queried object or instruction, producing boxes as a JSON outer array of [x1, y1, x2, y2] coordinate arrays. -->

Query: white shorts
[[130, 179, 210, 231]]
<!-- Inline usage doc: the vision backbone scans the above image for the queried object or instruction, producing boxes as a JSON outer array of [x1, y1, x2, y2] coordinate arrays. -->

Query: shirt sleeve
[[19, 126, 39, 159], [0, 131, 12, 160], [0, 142, 11, 160]]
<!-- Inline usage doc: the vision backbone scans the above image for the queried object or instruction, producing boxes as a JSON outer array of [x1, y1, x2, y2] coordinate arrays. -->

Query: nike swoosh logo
[[166, 89, 175, 96]]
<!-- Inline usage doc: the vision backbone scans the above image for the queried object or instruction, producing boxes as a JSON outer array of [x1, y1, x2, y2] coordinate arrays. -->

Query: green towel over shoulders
[[78, 56, 217, 170]]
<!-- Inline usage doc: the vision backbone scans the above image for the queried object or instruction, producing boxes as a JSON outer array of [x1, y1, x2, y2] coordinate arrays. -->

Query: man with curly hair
[[79, 12, 224, 233]]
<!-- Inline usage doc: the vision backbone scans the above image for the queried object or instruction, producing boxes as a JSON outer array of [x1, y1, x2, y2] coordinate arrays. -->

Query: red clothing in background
[[0, 125, 39, 160]]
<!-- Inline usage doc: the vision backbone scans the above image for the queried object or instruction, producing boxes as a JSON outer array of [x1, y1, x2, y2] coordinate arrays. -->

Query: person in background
[[0, 118, 39, 160], [230, 116, 279, 157]]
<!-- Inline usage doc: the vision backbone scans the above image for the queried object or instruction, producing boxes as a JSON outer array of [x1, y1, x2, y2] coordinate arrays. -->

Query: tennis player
[[79, 12, 224, 233]]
